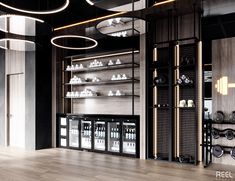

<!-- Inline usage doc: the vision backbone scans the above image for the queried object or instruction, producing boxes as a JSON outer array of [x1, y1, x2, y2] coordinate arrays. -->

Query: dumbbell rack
[[147, 38, 201, 165], [203, 119, 235, 167]]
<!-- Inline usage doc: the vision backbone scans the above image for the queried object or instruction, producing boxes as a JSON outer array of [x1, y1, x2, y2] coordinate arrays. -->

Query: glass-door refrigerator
[[94, 120, 106, 151], [68, 117, 80, 148], [81, 119, 92, 149], [108, 120, 120, 153], [122, 120, 137, 155]]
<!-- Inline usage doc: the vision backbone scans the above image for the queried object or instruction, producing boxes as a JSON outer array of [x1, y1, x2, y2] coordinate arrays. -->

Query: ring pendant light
[[0, 14, 44, 23], [0, 14, 44, 36], [0, 0, 70, 14], [51, 35, 98, 50], [0, 38, 35, 51]]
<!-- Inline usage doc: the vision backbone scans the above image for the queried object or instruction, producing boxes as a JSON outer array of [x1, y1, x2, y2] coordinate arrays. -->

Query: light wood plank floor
[[0, 147, 234, 181]]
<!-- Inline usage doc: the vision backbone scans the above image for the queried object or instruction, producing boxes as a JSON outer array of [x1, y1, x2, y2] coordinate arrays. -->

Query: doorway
[[7, 73, 25, 148]]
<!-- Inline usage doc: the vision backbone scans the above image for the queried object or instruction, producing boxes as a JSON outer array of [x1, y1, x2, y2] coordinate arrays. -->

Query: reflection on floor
[[0, 147, 234, 181]]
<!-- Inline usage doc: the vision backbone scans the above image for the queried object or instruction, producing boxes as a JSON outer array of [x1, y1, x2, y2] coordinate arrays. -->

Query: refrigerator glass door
[[81, 120, 92, 149], [122, 122, 136, 154], [94, 121, 106, 151], [108, 121, 120, 152], [69, 119, 79, 148]]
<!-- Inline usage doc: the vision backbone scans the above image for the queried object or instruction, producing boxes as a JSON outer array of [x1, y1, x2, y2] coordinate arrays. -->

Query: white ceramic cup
[[187, 100, 194, 107], [179, 100, 186, 107]]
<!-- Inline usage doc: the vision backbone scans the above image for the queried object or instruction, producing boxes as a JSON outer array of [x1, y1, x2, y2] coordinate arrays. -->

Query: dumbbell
[[225, 129, 234, 140], [153, 75, 168, 85], [229, 111, 235, 123], [213, 111, 225, 123], [231, 147, 235, 160], [212, 128, 234, 140], [212, 128, 220, 139], [211, 145, 224, 158]]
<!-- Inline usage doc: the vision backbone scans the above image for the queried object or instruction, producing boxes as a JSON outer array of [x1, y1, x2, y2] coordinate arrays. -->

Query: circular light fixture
[[96, 17, 145, 37], [0, 38, 35, 51], [86, 0, 94, 6], [0, 0, 70, 15], [0, 14, 44, 36], [51, 35, 98, 50], [0, 14, 44, 23]]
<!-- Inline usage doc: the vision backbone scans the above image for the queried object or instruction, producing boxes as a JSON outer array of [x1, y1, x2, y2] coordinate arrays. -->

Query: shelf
[[174, 107, 196, 109], [174, 64, 195, 70], [174, 83, 195, 88], [149, 106, 170, 109], [66, 50, 139, 62], [204, 119, 235, 125], [151, 84, 169, 88], [150, 66, 169, 71], [65, 78, 139, 86], [65, 63, 139, 73], [64, 95, 140, 99]]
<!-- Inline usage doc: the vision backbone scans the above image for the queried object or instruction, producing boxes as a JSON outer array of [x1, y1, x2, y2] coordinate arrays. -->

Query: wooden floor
[[0, 147, 234, 181]]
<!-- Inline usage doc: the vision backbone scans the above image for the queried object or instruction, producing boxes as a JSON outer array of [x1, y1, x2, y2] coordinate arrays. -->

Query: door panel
[[7, 74, 25, 148]]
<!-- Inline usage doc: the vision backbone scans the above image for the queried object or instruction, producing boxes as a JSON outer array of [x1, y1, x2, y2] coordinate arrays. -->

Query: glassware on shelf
[[88, 59, 104, 68], [116, 59, 122, 65], [66, 91, 80, 98], [115, 90, 122, 96], [111, 74, 128, 81], [80, 89, 97, 97], [69, 76, 84, 84], [108, 60, 114, 66], [108, 90, 114, 96]]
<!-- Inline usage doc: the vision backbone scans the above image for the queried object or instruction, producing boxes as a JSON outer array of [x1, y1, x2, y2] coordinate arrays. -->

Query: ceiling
[[0, 0, 110, 28]]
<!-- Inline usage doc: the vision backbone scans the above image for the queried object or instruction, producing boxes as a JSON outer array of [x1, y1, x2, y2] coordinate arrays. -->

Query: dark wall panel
[[35, 40, 52, 150], [25, 51, 36, 150]]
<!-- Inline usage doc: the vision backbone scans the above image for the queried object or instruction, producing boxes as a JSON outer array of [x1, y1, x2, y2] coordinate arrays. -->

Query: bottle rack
[[203, 119, 235, 167], [147, 38, 200, 165]]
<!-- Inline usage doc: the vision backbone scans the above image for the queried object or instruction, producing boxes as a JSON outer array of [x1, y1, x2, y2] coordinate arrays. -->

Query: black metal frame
[[202, 119, 235, 167], [57, 114, 140, 158], [146, 36, 200, 164]]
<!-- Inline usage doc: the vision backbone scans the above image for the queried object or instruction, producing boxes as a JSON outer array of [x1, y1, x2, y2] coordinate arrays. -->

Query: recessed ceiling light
[[0, 0, 70, 15], [51, 35, 98, 50]]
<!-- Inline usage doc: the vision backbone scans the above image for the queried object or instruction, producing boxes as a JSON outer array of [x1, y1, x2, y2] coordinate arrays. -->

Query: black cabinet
[[57, 114, 139, 158]]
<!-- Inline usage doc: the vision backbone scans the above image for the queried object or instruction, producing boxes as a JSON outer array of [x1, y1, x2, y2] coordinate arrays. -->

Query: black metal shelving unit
[[146, 38, 200, 165]]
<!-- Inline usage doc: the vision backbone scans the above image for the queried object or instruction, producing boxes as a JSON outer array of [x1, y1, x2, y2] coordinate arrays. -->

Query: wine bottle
[[116, 128, 119, 139], [111, 128, 114, 138], [125, 128, 129, 139]]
